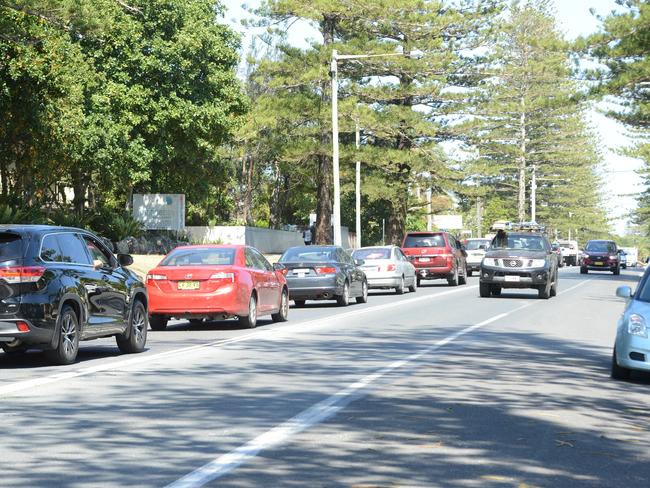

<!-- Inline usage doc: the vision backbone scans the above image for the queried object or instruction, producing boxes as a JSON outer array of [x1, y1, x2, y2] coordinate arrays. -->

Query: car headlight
[[627, 313, 647, 337], [529, 259, 546, 268], [482, 258, 499, 267], [609, 255, 618, 260]]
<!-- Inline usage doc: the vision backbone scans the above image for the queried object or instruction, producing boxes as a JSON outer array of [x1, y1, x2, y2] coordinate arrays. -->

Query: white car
[[464, 238, 492, 277], [352, 246, 417, 294]]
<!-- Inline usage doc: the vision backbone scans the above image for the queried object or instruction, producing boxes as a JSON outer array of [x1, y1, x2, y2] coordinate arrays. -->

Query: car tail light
[[16, 321, 30, 332], [315, 266, 337, 275], [0, 266, 45, 284], [209, 272, 235, 282], [385, 264, 396, 272], [146, 273, 167, 284]]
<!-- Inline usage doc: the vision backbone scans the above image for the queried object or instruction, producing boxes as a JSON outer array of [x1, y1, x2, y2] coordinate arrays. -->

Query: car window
[[403, 234, 445, 248], [250, 248, 272, 271], [41, 234, 64, 262], [161, 248, 236, 266], [585, 241, 617, 253], [55, 233, 92, 265], [83, 236, 114, 268], [491, 234, 547, 251], [352, 248, 391, 260], [397, 249, 407, 261], [279, 247, 336, 262], [0, 233, 22, 262], [465, 240, 489, 251]]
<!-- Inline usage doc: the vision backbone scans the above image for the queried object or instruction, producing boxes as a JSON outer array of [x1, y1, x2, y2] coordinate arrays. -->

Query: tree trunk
[[518, 96, 527, 222], [71, 167, 87, 215], [314, 14, 336, 245]]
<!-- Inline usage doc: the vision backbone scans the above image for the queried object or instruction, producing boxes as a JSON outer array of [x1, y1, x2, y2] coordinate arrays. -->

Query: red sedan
[[146, 245, 289, 330]]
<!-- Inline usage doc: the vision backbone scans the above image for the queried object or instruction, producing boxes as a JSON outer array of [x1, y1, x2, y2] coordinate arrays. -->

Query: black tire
[[467, 270, 473, 277], [416, 276, 422, 287], [580, 267, 587, 275], [117, 300, 148, 354], [239, 293, 258, 328], [356, 280, 368, 304], [189, 319, 204, 326], [611, 346, 631, 380], [491, 285, 502, 297], [149, 314, 168, 331], [550, 275, 558, 297], [447, 267, 459, 287], [293, 299, 306, 308], [336, 281, 350, 306], [613, 267, 620, 276], [538, 282, 550, 299], [395, 276, 405, 295], [459, 266, 467, 285], [479, 282, 491, 298], [46, 305, 80, 365], [272, 289, 289, 322], [408, 276, 417, 292]]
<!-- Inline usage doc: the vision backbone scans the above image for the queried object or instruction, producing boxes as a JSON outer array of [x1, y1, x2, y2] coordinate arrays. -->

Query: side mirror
[[355, 259, 365, 266], [117, 253, 134, 267], [273, 262, 285, 272], [616, 286, 632, 299]]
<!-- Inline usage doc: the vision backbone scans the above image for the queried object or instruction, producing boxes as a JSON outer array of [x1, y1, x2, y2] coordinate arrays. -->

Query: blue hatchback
[[612, 269, 650, 379]]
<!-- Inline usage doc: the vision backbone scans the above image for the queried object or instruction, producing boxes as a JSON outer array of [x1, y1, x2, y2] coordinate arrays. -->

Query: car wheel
[[272, 289, 289, 322], [46, 305, 80, 365], [293, 299, 306, 308], [580, 267, 587, 275], [538, 282, 550, 299], [336, 281, 350, 306], [117, 300, 148, 354], [239, 293, 258, 328], [356, 280, 368, 304], [613, 267, 620, 276], [447, 267, 459, 287], [149, 314, 168, 331], [459, 266, 467, 285], [395, 276, 405, 295], [479, 282, 491, 298], [491, 285, 502, 297], [550, 275, 558, 297], [408, 276, 417, 293], [611, 346, 631, 380], [467, 270, 473, 277], [416, 276, 422, 287]]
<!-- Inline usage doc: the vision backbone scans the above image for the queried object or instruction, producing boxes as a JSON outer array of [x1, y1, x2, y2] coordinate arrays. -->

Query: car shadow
[[0, 345, 139, 370]]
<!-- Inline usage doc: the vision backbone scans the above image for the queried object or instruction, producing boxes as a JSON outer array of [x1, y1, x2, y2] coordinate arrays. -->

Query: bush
[[0, 204, 46, 224]]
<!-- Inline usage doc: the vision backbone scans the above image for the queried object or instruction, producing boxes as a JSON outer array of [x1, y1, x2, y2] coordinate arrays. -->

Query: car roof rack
[[490, 221, 546, 233]]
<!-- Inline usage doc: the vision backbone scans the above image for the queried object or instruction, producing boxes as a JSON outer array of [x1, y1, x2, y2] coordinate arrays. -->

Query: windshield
[[161, 248, 235, 266], [585, 241, 616, 253], [353, 248, 391, 260], [465, 240, 490, 251], [403, 234, 445, 248], [280, 247, 336, 262], [491, 233, 546, 251]]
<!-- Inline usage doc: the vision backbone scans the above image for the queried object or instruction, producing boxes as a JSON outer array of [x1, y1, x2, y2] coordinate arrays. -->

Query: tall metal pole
[[426, 188, 433, 231], [331, 50, 342, 246], [476, 196, 482, 238], [355, 119, 361, 248]]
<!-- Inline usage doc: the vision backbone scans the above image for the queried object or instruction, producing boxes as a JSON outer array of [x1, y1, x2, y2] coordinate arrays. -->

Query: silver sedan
[[352, 246, 417, 294]]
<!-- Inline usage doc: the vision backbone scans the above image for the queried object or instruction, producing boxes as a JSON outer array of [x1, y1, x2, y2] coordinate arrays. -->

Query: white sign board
[[433, 214, 463, 230], [133, 194, 185, 231]]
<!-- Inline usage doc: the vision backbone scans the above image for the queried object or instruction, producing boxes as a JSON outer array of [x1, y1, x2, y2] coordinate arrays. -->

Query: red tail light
[[16, 321, 30, 332], [146, 273, 168, 284], [0, 266, 45, 284], [209, 272, 235, 282], [315, 266, 337, 275], [385, 264, 396, 272]]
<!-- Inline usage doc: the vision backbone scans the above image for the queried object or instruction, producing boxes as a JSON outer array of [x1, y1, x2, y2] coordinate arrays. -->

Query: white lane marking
[[0, 285, 477, 397], [166, 280, 592, 488]]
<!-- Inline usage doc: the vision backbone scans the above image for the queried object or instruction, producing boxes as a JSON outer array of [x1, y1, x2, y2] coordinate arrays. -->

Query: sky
[[223, 0, 641, 236]]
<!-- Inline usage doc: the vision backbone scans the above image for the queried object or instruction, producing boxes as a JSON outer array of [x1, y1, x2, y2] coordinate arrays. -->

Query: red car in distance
[[146, 245, 289, 330]]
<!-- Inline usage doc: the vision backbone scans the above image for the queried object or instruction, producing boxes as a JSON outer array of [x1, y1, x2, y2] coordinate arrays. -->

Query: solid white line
[[0, 285, 477, 397], [166, 280, 592, 488]]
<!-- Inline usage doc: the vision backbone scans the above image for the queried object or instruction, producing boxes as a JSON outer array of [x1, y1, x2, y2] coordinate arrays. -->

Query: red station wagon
[[401, 231, 468, 287]]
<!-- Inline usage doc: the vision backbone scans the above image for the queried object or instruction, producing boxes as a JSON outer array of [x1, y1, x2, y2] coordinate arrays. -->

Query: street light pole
[[331, 50, 342, 246], [355, 119, 361, 248], [531, 163, 537, 223]]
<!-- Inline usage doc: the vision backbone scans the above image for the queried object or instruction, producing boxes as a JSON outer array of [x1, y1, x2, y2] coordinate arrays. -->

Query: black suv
[[0, 225, 148, 364], [479, 230, 558, 299]]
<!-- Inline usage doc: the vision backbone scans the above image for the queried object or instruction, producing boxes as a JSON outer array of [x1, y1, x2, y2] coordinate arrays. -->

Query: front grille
[[503, 259, 523, 268]]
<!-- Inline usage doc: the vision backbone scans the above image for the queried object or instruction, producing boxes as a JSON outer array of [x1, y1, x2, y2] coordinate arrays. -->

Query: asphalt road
[[2, 266, 650, 488]]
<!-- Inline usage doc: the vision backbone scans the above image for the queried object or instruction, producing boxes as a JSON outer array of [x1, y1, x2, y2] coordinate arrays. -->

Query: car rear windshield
[[403, 234, 445, 248], [161, 248, 235, 266], [585, 241, 616, 253], [0, 233, 22, 261], [280, 247, 336, 262], [465, 240, 490, 251], [491, 234, 546, 251], [352, 248, 391, 260]]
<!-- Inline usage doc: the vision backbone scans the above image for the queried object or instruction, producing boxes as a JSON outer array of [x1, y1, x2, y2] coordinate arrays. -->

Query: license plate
[[594, 261, 604, 266], [177, 280, 200, 290], [504, 275, 520, 282], [419, 257, 431, 262], [293, 268, 310, 278]]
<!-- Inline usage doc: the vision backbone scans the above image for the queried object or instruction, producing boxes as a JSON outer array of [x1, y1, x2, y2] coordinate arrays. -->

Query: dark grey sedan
[[276, 246, 368, 307]]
